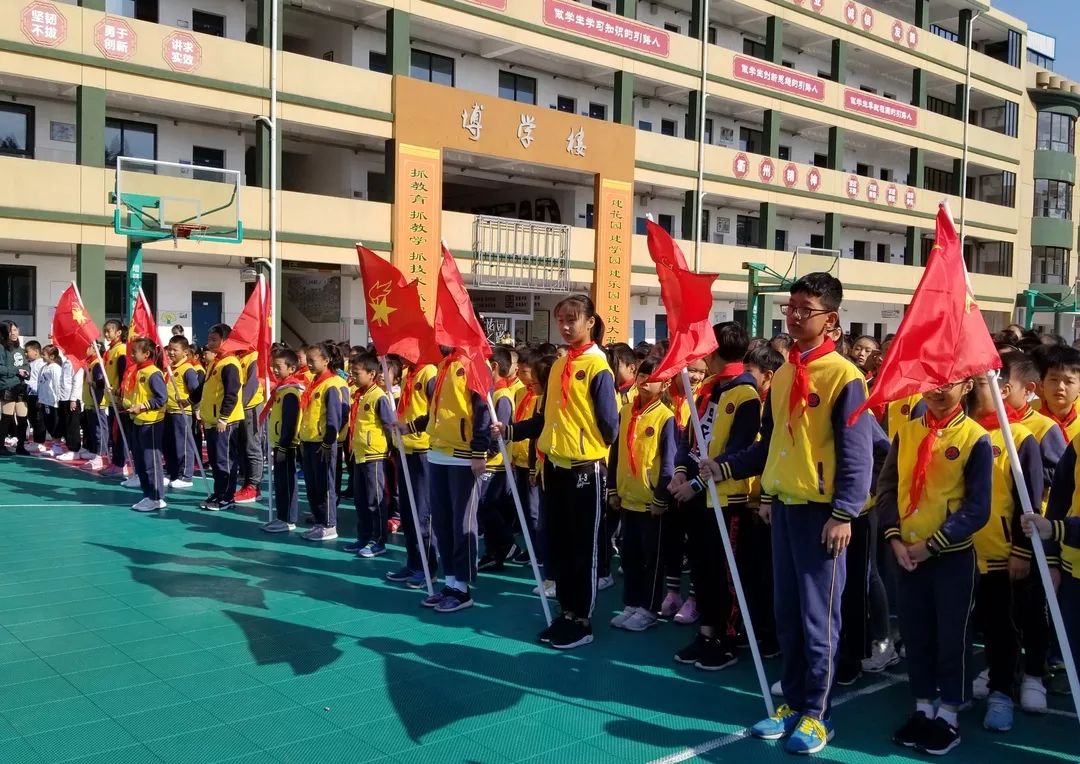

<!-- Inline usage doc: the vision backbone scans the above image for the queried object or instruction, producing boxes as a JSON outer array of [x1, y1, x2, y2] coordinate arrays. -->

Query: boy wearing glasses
[[698, 273, 874, 755]]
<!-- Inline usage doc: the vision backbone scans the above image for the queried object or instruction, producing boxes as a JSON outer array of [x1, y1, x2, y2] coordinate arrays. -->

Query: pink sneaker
[[660, 591, 683, 619], [674, 595, 699, 625]]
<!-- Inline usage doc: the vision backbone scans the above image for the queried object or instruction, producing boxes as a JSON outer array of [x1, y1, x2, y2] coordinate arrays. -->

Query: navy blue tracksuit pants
[[896, 547, 977, 707], [479, 469, 514, 560], [301, 442, 338, 528], [83, 407, 106, 456], [353, 459, 388, 546], [206, 422, 239, 502], [429, 461, 483, 584], [773, 501, 847, 721], [273, 446, 299, 525], [515, 466, 544, 573], [132, 421, 164, 502], [398, 451, 437, 576], [163, 412, 194, 481]]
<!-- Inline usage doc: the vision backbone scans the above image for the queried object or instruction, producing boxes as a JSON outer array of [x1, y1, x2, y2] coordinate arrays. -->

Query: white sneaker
[[973, 668, 990, 700], [121, 476, 141, 489], [50, 443, 65, 457], [20, 442, 37, 455], [610, 606, 635, 629], [1020, 674, 1048, 714], [597, 575, 615, 591], [162, 476, 171, 488], [862, 639, 901, 673], [532, 580, 556, 597], [131, 498, 166, 512], [170, 479, 193, 489], [78, 449, 94, 460], [771, 679, 783, 697], [261, 519, 295, 533], [82, 457, 104, 471], [303, 525, 338, 541], [56, 451, 76, 462], [622, 607, 659, 632]]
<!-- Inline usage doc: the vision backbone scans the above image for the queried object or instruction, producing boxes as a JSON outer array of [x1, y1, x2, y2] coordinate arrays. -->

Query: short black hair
[[517, 348, 538, 368], [103, 319, 123, 334], [636, 358, 657, 378], [745, 345, 784, 373], [491, 345, 515, 377], [272, 348, 299, 368], [852, 335, 879, 348], [168, 335, 190, 351], [1001, 352, 1037, 387], [533, 353, 557, 392], [1033, 344, 1080, 379], [130, 337, 157, 356], [349, 353, 380, 374], [208, 323, 231, 340], [790, 271, 843, 312], [713, 321, 749, 363], [607, 343, 637, 371], [23, 340, 41, 352]]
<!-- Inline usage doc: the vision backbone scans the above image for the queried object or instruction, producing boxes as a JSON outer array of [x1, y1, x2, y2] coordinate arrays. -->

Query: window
[[106, 0, 158, 22], [924, 166, 954, 196], [877, 244, 889, 262], [856, 163, 871, 177], [1037, 112, 1076, 154], [736, 215, 760, 247], [813, 153, 828, 168], [192, 146, 225, 182], [809, 234, 824, 249], [979, 102, 1019, 138], [880, 168, 893, 182], [1028, 50, 1054, 70], [664, 23, 680, 34], [964, 241, 1013, 277], [743, 39, 766, 59], [589, 102, 607, 121], [740, 127, 763, 154], [1033, 179, 1074, 220], [657, 214, 674, 235], [192, 9, 224, 37], [782, 60, 794, 69], [926, 95, 958, 120], [105, 271, 158, 323], [775, 229, 787, 251], [638, 120, 653, 132], [818, 70, 832, 81], [592, 0, 610, 9], [699, 209, 711, 243], [411, 50, 454, 86], [498, 70, 536, 105], [853, 240, 867, 260], [369, 51, 388, 74], [1031, 246, 1070, 285], [859, 85, 878, 95], [0, 104, 33, 159], [104, 118, 157, 166], [778, 146, 791, 161], [850, 323, 864, 338], [704, 118, 714, 144], [978, 171, 1016, 208], [707, 27, 717, 45], [660, 119, 677, 137], [635, 217, 648, 235], [556, 96, 576, 113], [884, 92, 896, 101], [0, 265, 34, 335], [930, 24, 959, 43]]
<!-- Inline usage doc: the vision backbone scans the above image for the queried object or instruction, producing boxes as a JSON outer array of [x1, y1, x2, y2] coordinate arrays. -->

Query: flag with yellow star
[[51, 283, 100, 372], [356, 245, 439, 366]]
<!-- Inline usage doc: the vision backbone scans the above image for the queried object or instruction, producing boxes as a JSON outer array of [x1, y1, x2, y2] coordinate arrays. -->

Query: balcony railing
[[473, 216, 571, 293]]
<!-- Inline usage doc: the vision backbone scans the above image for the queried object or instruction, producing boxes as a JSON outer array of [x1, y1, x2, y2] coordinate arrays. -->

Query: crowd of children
[[0, 273, 1079, 757]]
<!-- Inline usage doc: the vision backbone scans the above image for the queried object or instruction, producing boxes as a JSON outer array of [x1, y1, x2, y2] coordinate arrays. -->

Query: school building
[[0, 0, 1077, 346]]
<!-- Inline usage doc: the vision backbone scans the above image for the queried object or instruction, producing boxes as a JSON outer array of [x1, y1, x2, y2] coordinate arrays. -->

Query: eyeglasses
[[780, 304, 833, 320], [929, 381, 962, 393]]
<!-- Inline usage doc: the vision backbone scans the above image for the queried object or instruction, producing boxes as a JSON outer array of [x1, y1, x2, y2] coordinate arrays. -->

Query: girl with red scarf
[[123, 337, 168, 512]]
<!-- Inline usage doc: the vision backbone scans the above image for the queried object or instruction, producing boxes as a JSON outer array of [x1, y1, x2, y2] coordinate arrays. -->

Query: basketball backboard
[[112, 157, 243, 244]]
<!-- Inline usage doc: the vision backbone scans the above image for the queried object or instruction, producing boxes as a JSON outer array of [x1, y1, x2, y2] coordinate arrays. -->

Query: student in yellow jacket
[[235, 350, 265, 505], [298, 343, 348, 542], [122, 337, 168, 513], [261, 347, 305, 534], [163, 336, 201, 489], [477, 346, 518, 572], [101, 319, 129, 478], [345, 354, 395, 559], [199, 323, 245, 512], [607, 358, 675, 633]]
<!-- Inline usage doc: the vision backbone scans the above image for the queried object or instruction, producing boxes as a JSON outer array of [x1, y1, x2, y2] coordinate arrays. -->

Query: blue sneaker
[[357, 542, 386, 559], [435, 588, 473, 613], [785, 716, 834, 755], [404, 570, 430, 589], [343, 541, 363, 554], [749, 704, 801, 740], [422, 587, 451, 608], [385, 566, 412, 582], [983, 692, 1014, 732]]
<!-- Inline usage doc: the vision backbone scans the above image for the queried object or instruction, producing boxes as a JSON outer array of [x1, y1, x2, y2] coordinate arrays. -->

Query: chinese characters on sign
[[843, 88, 917, 127], [543, 0, 670, 57], [461, 104, 484, 142], [20, 2, 67, 47], [566, 127, 587, 157], [593, 179, 632, 344], [846, 175, 860, 199], [393, 145, 443, 313], [866, 180, 880, 203], [162, 31, 202, 73], [517, 115, 535, 148], [806, 167, 822, 192], [733, 153, 750, 179], [732, 56, 826, 101], [94, 17, 137, 61], [759, 158, 775, 184], [783, 163, 799, 188]]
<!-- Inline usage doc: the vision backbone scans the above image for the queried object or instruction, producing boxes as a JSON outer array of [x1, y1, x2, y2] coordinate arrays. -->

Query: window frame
[[1037, 111, 1076, 154], [410, 49, 455, 87], [1030, 245, 1070, 285], [104, 117, 157, 167], [191, 8, 225, 37], [0, 103, 34, 159], [1033, 178, 1074, 220], [498, 70, 537, 105], [0, 264, 35, 335]]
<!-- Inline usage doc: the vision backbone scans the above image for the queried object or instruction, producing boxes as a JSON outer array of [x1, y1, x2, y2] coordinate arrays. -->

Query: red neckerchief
[[1044, 404, 1077, 441], [300, 369, 335, 411], [717, 362, 746, 380], [431, 352, 462, 423], [786, 338, 835, 440], [348, 384, 372, 440], [495, 378, 511, 391], [976, 407, 1023, 431], [397, 366, 419, 417], [695, 374, 721, 420], [760, 386, 770, 403], [625, 396, 649, 476], [515, 389, 536, 421], [561, 343, 594, 410], [259, 372, 307, 424], [619, 381, 635, 394], [669, 389, 687, 432], [122, 359, 155, 397], [905, 405, 963, 520]]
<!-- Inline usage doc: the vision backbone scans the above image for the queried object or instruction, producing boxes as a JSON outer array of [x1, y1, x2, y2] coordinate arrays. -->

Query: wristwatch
[[926, 537, 942, 557]]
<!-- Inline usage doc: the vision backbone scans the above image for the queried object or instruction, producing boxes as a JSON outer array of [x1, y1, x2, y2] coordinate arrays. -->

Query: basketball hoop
[[171, 223, 208, 249]]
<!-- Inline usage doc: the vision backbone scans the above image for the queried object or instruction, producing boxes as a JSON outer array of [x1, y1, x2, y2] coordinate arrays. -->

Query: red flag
[[219, 277, 273, 384], [51, 284, 99, 373], [356, 245, 440, 366], [435, 245, 493, 398], [122, 289, 162, 392], [644, 220, 720, 382], [849, 205, 1001, 425]]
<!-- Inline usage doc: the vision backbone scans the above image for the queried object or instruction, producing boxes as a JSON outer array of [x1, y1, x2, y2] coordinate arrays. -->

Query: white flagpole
[[681, 367, 774, 717], [261, 275, 276, 525], [378, 355, 435, 598], [486, 392, 552, 626], [987, 375, 1080, 723]]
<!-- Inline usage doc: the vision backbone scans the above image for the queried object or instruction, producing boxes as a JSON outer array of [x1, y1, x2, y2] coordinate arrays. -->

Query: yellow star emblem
[[370, 297, 397, 326], [71, 304, 87, 325]]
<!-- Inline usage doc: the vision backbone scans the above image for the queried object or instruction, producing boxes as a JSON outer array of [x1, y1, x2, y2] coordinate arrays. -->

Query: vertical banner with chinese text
[[392, 143, 443, 314], [593, 178, 632, 344]]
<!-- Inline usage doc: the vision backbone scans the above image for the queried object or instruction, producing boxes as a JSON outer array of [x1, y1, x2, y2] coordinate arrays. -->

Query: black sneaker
[[477, 554, 505, 572], [217, 500, 236, 513], [674, 633, 710, 665], [917, 717, 961, 756], [836, 661, 862, 686], [199, 495, 218, 510], [539, 614, 573, 644], [551, 619, 593, 650], [893, 711, 932, 748], [511, 548, 531, 565], [694, 637, 738, 671], [760, 637, 781, 659]]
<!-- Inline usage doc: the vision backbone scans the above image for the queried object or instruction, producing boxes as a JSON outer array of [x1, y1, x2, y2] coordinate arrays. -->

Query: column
[[765, 16, 783, 65], [759, 203, 777, 252], [387, 10, 411, 77], [955, 83, 968, 123], [908, 147, 924, 188], [689, 0, 704, 39], [254, 119, 279, 189], [76, 84, 106, 324], [616, 0, 637, 17], [614, 71, 635, 126], [911, 69, 927, 110], [904, 227, 924, 266], [827, 127, 844, 171], [958, 9, 973, 46], [255, 0, 281, 47], [762, 110, 781, 158], [682, 191, 699, 244], [830, 39, 847, 84], [824, 213, 842, 251], [952, 157, 965, 198], [914, 0, 930, 30], [685, 90, 703, 141]]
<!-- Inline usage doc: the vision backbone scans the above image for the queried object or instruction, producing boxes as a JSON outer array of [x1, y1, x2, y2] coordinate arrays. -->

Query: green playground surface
[[0, 457, 1075, 764]]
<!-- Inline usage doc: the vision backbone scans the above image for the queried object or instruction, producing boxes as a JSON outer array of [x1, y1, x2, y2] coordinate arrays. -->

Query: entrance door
[[191, 291, 222, 346]]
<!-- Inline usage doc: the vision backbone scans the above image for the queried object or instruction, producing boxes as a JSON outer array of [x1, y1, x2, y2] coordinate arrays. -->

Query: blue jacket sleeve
[[607, 435, 620, 498], [1045, 442, 1076, 565], [1040, 426, 1067, 489], [1011, 434, 1043, 559], [869, 415, 891, 496], [589, 369, 619, 446], [721, 396, 761, 458], [377, 394, 396, 446], [147, 372, 167, 410], [91, 364, 106, 404], [877, 438, 901, 540], [469, 391, 492, 456], [182, 369, 200, 405], [716, 391, 773, 483], [935, 435, 992, 548], [829, 379, 874, 520], [218, 364, 241, 419], [496, 395, 513, 427], [242, 363, 259, 407], [278, 394, 299, 447], [322, 386, 341, 445], [654, 416, 676, 507]]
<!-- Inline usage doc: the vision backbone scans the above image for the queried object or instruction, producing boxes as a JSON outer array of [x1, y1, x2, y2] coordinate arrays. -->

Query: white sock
[[916, 701, 936, 719], [937, 708, 958, 727], [445, 575, 457, 590]]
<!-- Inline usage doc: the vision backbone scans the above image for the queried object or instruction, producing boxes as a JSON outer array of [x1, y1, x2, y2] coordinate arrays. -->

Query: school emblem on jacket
[[314, 392, 321, 400], [944, 446, 961, 460], [575, 370, 586, 381], [645, 426, 655, 437], [901, 404, 910, 415], [415, 383, 422, 392], [992, 445, 1001, 458], [363, 403, 370, 411], [725, 402, 735, 414], [807, 393, 821, 408], [456, 368, 465, 377]]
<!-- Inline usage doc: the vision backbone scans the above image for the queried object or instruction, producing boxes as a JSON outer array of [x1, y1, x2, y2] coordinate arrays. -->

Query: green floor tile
[[66, 744, 163, 764], [267, 729, 386, 764], [23, 718, 139, 763], [86, 681, 189, 717], [3, 694, 108, 735], [0, 735, 46, 764], [142, 725, 263, 764], [115, 702, 221, 742], [0, 675, 81, 711]]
